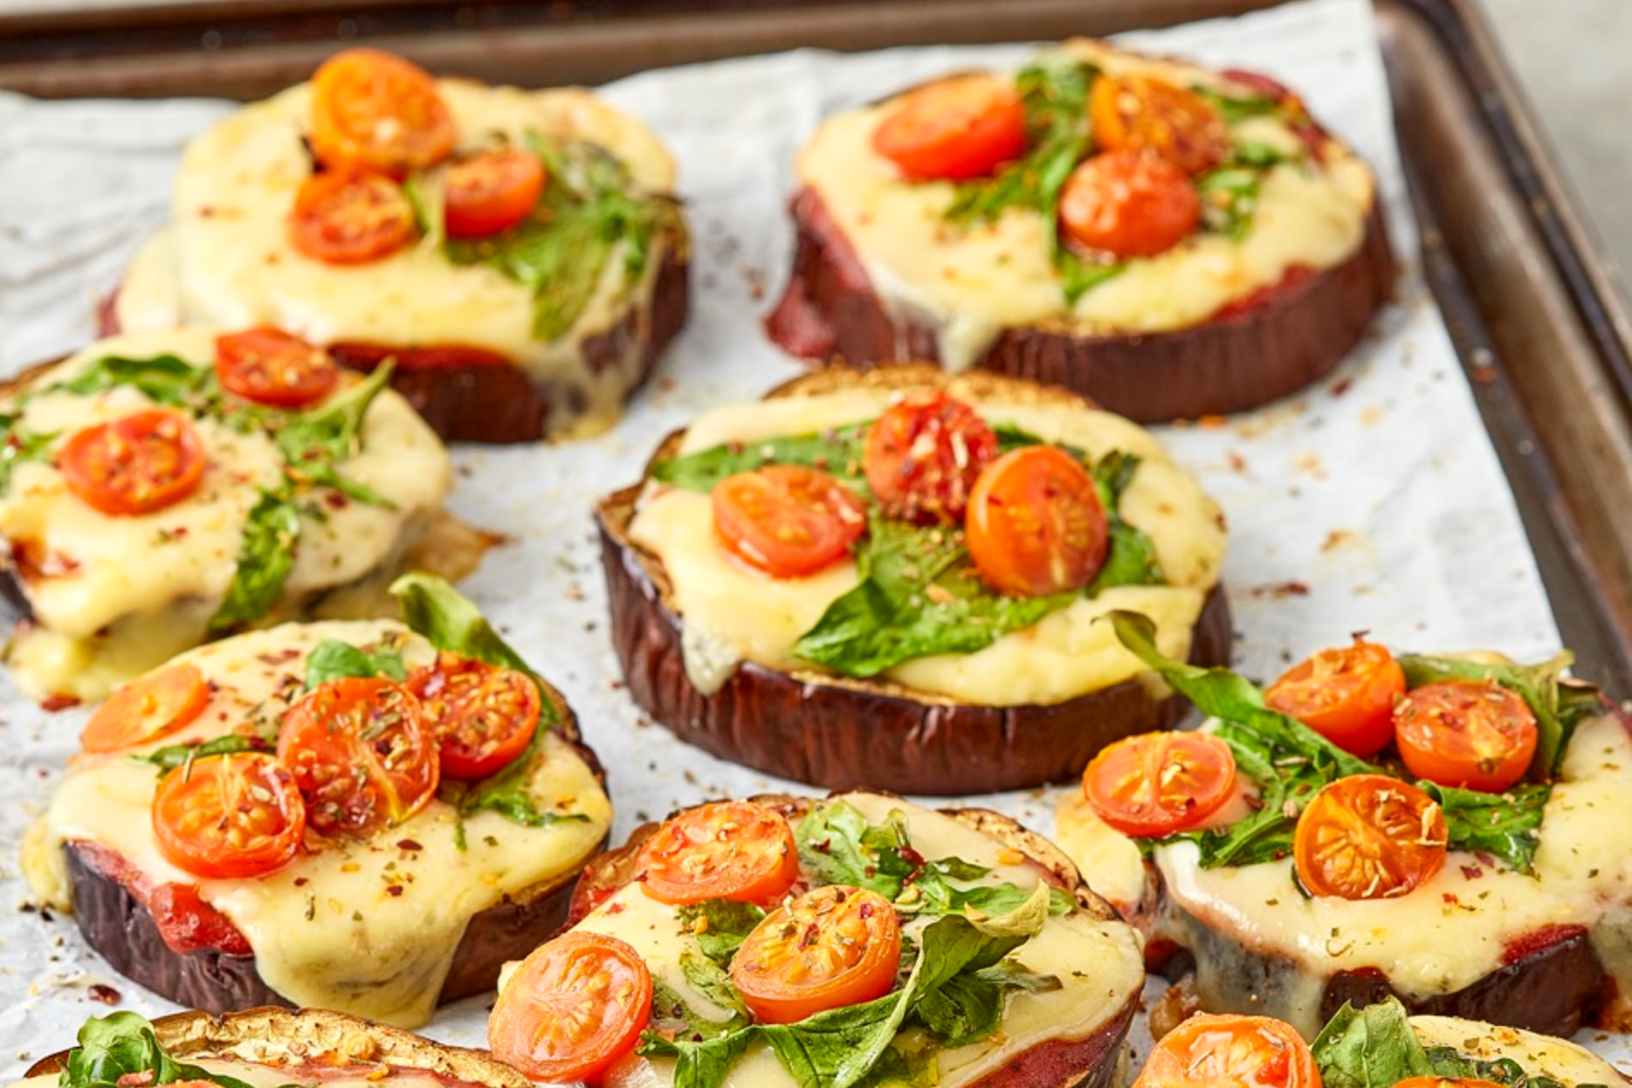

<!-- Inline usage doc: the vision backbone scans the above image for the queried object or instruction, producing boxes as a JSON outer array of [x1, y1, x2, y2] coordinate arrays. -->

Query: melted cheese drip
[[797, 42, 1376, 370], [30, 620, 612, 1029], [115, 80, 680, 439], [627, 387, 1225, 706], [14, 1061, 476, 1088], [1054, 712, 1632, 1038], [560, 791, 1144, 1088], [0, 330, 451, 702], [1408, 1016, 1627, 1086]]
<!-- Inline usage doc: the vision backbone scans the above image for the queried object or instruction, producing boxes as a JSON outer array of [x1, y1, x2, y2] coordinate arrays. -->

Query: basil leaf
[[1398, 653, 1594, 779], [677, 899, 767, 965], [795, 799, 910, 899], [208, 492, 301, 635], [640, 1029, 759, 1088], [680, 950, 753, 1022], [445, 136, 677, 340], [0, 417, 56, 494], [1425, 1047, 1599, 1088], [1195, 86, 1282, 125], [1058, 249, 1125, 305], [276, 362, 393, 471], [651, 424, 871, 494], [1426, 781, 1549, 875], [53, 354, 209, 408], [649, 978, 744, 1043], [59, 1012, 257, 1088], [1198, 166, 1261, 241], [136, 735, 266, 775], [390, 573, 553, 716], [304, 638, 407, 689], [1310, 999, 1433, 1088]]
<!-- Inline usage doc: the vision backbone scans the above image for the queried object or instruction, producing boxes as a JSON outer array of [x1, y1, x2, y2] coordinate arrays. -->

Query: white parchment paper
[[0, 0, 1608, 1075]]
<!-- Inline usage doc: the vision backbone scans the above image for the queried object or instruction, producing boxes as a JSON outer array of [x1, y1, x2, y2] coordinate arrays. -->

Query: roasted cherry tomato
[[966, 445, 1108, 597], [405, 651, 541, 780], [277, 677, 439, 838], [1058, 150, 1201, 259], [871, 74, 1029, 181], [1090, 74, 1230, 176], [731, 884, 901, 1024], [1394, 680, 1538, 793], [444, 148, 545, 239], [1264, 637, 1407, 758], [1294, 774, 1447, 900], [309, 48, 455, 174], [152, 753, 306, 879], [864, 391, 999, 524], [58, 409, 206, 517], [489, 931, 653, 1086], [215, 327, 340, 409], [290, 172, 417, 265], [712, 464, 866, 578], [637, 800, 799, 906], [1083, 731, 1237, 838], [1132, 1012, 1318, 1088], [81, 664, 211, 754]]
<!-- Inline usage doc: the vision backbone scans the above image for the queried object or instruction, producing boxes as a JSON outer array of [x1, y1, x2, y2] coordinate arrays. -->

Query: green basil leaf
[[304, 638, 407, 689], [208, 492, 301, 635], [59, 1013, 258, 1088], [53, 355, 209, 408], [1426, 780, 1549, 875], [1194, 86, 1282, 125], [680, 950, 753, 1022], [390, 573, 552, 716], [795, 799, 907, 899], [1198, 166, 1262, 240], [1310, 999, 1433, 1088], [136, 735, 266, 776], [640, 1028, 759, 1088], [0, 419, 57, 494], [651, 424, 871, 494], [676, 899, 766, 965], [1058, 249, 1125, 304]]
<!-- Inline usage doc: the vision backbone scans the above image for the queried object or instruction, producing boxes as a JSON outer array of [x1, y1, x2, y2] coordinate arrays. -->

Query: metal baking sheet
[[0, 0, 1629, 1077]]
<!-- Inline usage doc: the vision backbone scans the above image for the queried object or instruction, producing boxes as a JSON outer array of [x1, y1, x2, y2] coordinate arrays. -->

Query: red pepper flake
[[40, 693, 81, 712], [385, 885, 404, 897], [1460, 864, 1484, 880], [89, 983, 122, 1006], [397, 839, 422, 851]]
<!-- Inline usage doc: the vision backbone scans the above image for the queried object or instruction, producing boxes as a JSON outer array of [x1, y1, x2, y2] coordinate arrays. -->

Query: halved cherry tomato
[[405, 651, 541, 780], [309, 48, 455, 174], [1090, 74, 1230, 176], [152, 753, 306, 879], [1132, 1012, 1318, 1088], [1264, 638, 1407, 758], [1294, 774, 1447, 900], [1393, 680, 1538, 793], [277, 677, 439, 838], [712, 464, 866, 578], [290, 172, 417, 265], [1058, 150, 1201, 259], [58, 409, 205, 517], [1083, 731, 1237, 838], [489, 931, 652, 1086], [444, 148, 545, 239], [730, 884, 901, 1024], [864, 391, 999, 524], [871, 74, 1029, 181], [965, 445, 1108, 597], [81, 664, 211, 754], [637, 800, 799, 906], [215, 327, 340, 409]]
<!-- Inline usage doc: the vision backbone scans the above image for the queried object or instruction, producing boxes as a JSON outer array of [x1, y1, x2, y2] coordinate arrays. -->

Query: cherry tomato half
[[1083, 731, 1237, 838], [730, 884, 901, 1024], [1294, 774, 1447, 900], [1059, 151, 1201, 260], [1090, 74, 1231, 176], [489, 931, 653, 1086], [81, 664, 211, 754], [1394, 680, 1538, 793], [864, 391, 998, 524], [1264, 638, 1407, 758], [152, 753, 306, 879], [215, 327, 340, 409], [309, 48, 455, 175], [406, 651, 541, 781], [1132, 1012, 1318, 1088], [290, 172, 417, 265], [277, 677, 440, 838], [444, 148, 546, 239], [58, 409, 206, 517], [637, 800, 799, 906], [966, 445, 1108, 597], [712, 464, 866, 578], [871, 74, 1029, 182]]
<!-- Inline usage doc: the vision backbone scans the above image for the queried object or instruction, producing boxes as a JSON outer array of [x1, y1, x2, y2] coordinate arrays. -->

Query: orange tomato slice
[[1090, 74, 1231, 175], [81, 664, 211, 754], [1294, 774, 1447, 899], [290, 172, 417, 265], [58, 410, 206, 517], [871, 74, 1029, 181], [1264, 637, 1407, 758], [406, 652, 541, 781], [863, 390, 998, 525], [444, 148, 545, 239], [712, 465, 866, 578], [215, 327, 340, 409], [152, 753, 306, 879], [1058, 150, 1201, 259], [965, 445, 1108, 597], [309, 48, 455, 174], [1133, 1012, 1318, 1088], [730, 884, 901, 1024], [637, 800, 799, 906], [1083, 731, 1237, 838], [1393, 680, 1538, 792]]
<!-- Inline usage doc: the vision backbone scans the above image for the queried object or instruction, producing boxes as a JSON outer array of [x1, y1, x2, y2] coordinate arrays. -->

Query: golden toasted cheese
[[626, 386, 1226, 705], [27, 619, 611, 1030]]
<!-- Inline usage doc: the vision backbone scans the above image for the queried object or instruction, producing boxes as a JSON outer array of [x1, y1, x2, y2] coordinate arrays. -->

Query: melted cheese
[[0, 329, 451, 702], [1054, 712, 1632, 1039], [1408, 1016, 1628, 1086], [797, 42, 1376, 369], [14, 1060, 478, 1088], [560, 791, 1144, 1088], [115, 80, 681, 439], [29, 620, 612, 1029], [627, 386, 1225, 706]]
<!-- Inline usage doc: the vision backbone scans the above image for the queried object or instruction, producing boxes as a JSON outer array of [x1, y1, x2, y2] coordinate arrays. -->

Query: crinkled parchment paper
[[0, 0, 1610, 1074]]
